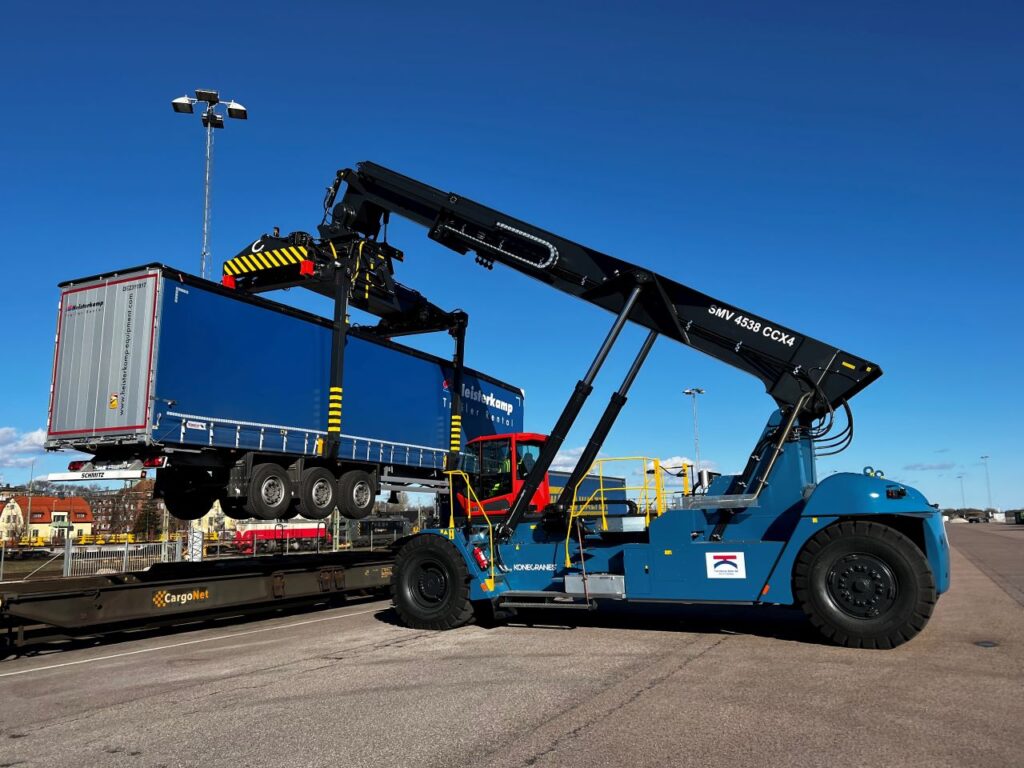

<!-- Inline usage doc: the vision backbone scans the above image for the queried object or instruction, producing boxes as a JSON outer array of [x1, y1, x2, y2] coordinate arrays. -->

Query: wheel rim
[[411, 559, 449, 608], [352, 480, 372, 508], [825, 553, 898, 619], [311, 478, 333, 508], [260, 475, 285, 507]]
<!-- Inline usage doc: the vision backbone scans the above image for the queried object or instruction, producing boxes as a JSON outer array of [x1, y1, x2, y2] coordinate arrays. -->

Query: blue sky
[[0, 2, 1020, 508]]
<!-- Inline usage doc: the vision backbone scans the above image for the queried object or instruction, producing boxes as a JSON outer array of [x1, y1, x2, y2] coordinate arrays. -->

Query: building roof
[[12, 496, 94, 524]]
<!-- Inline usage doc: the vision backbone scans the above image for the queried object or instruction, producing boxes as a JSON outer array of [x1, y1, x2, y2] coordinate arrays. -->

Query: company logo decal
[[705, 552, 747, 579], [152, 587, 210, 608], [66, 300, 105, 312], [460, 384, 514, 415]]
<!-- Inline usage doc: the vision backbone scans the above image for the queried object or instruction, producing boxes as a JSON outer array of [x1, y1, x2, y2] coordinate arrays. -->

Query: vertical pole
[[201, 120, 214, 280], [326, 264, 351, 458], [981, 456, 993, 510], [1, 540, 5, 582], [26, 460, 34, 536], [122, 538, 130, 573], [690, 394, 701, 480], [957, 474, 966, 510], [332, 509, 339, 552], [446, 313, 468, 471], [63, 534, 72, 577]]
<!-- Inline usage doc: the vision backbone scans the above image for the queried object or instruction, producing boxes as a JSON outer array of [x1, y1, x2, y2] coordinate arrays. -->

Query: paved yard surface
[[0, 525, 1019, 768]]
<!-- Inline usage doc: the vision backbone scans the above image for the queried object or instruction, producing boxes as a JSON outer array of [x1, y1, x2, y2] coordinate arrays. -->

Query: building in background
[[6, 496, 93, 541]]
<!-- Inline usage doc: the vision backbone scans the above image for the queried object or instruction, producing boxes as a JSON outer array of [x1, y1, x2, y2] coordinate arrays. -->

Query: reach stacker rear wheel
[[793, 520, 936, 649], [392, 534, 474, 630]]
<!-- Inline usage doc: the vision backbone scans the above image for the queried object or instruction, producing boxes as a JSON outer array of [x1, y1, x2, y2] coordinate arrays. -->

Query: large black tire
[[793, 520, 936, 649], [161, 489, 215, 521], [220, 499, 250, 521], [245, 463, 293, 520], [392, 535, 475, 630], [296, 467, 337, 520], [337, 470, 375, 519], [157, 468, 217, 521]]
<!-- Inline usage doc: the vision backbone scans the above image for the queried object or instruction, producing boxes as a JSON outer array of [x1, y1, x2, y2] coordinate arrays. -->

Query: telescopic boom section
[[322, 162, 881, 415]]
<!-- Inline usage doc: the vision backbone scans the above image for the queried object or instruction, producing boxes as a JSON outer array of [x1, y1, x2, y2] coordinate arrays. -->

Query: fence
[[65, 540, 183, 577]]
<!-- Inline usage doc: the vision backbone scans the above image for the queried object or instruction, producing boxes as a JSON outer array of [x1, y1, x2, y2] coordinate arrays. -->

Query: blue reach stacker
[[222, 162, 950, 648]]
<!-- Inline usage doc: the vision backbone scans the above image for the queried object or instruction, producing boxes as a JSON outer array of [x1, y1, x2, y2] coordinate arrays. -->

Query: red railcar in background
[[233, 522, 331, 555]]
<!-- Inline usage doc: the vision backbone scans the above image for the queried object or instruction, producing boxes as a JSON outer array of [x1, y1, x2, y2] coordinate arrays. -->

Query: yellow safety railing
[[445, 470, 496, 592], [563, 457, 668, 568]]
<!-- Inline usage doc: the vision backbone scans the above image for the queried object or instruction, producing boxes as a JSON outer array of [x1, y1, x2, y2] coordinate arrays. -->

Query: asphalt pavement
[[0, 525, 1020, 768]]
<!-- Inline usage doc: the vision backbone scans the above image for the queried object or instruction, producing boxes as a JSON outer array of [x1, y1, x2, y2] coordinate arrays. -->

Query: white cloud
[[551, 446, 590, 472], [0, 427, 47, 469]]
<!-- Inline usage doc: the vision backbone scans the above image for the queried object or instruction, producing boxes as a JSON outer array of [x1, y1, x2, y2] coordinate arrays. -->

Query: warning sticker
[[705, 552, 746, 579]]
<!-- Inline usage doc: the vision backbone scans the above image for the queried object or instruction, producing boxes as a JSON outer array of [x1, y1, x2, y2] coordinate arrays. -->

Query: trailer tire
[[793, 520, 936, 649], [296, 467, 337, 520], [245, 463, 293, 520], [338, 470, 375, 519], [221, 499, 250, 521], [392, 534, 475, 630], [161, 490, 215, 521]]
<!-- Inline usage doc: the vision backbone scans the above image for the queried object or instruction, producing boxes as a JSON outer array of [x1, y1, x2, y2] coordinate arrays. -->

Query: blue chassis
[[429, 413, 951, 608]]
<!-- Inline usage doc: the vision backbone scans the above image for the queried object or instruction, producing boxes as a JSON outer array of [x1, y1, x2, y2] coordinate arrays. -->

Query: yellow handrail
[[563, 456, 668, 568], [445, 470, 496, 591]]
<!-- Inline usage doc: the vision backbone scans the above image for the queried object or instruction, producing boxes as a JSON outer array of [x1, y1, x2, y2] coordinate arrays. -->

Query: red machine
[[456, 433, 551, 517], [233, 522, 331, 555]]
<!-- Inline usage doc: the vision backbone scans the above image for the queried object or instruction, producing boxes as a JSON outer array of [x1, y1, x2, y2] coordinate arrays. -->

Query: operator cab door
[[459, 434, 550, 518]]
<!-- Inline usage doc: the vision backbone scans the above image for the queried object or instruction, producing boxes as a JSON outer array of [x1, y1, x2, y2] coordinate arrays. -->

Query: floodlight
[[226, 100, 248, 120], [195, 89, 220, 104], [202, 111, 225, 129], [171, 96, 194, 114]]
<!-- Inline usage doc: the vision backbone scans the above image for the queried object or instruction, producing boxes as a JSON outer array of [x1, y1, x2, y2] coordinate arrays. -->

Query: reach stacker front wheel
[[793, 520, 936, 649], [392, 535, 475, 630]]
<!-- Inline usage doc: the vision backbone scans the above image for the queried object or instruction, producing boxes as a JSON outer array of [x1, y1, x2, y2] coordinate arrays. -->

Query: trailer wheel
[[392, 534, 475, 630], [221, 499, 250, 521], [296, 467, 337, 520], [793, 520, 936, 649], [338, 470, 375, 519], [245, 463, 293, 520], [161, 489, 215, 521]]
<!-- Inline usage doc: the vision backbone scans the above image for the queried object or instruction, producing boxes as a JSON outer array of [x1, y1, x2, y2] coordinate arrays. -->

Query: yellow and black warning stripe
[[223, 245, 309, 276], [327, 386, 343, 434], [449, 413, 462, 451]]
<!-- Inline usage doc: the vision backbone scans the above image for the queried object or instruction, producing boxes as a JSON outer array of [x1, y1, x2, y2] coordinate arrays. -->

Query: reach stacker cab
[[223, 161, 948, 648]]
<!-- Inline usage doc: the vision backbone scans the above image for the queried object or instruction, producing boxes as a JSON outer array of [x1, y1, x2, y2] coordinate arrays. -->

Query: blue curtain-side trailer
[[45, 265, 523, 521]]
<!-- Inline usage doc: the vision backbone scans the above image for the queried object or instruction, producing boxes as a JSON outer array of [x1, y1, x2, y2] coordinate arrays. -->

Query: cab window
[[516, 442, 542, 480], [479, 439, 512, 498]]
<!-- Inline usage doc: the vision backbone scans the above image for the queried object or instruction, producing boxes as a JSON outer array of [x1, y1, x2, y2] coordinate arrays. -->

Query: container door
[[47, 270, 159, 440]]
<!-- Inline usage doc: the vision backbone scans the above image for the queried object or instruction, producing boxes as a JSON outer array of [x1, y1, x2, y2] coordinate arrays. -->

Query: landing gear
[[392, 534, 474, 630], [793, 520, 936, 649]]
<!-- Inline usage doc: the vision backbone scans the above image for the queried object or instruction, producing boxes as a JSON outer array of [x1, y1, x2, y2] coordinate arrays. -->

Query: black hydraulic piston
[[555, 329, 658, 514], [496, 284, 644, 540]]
